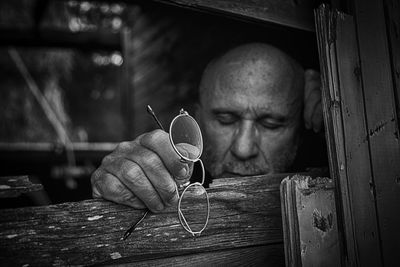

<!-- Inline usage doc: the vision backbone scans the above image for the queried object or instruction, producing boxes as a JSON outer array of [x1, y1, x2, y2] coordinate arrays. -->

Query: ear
[[303, 69, 323, 133]]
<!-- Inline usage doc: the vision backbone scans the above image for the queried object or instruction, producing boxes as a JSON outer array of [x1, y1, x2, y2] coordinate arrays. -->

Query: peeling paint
[[87, 215, 103, 221], [107, 217, 115, 219], [22, 264, 29, 267], [48, 226, 55, 229], [60, 248, 69, 251], [170, 238, 178, 241], [312, 209, 333, 233], [6, 234, 18, 239], [110, 252, 122, 259]]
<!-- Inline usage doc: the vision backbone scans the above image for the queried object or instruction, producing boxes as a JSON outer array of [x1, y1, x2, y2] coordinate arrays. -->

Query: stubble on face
[[202, 126, 299, 178], [197, 43, 304, 178]]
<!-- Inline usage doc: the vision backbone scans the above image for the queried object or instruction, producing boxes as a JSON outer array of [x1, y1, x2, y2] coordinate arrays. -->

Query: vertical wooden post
[[315, 6, 382, 266], [383, 0, 400, 132], [352, 0, 400, 265]]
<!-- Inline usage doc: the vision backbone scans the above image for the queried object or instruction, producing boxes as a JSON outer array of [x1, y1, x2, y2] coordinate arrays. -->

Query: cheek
[[260, 127, 299, 159]]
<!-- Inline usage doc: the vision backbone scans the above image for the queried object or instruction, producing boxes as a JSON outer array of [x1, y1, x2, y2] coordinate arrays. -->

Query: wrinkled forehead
[[201, 59, 301, 116]]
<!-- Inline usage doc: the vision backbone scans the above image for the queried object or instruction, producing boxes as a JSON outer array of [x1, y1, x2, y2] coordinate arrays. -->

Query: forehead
[[202, 60, 296, 115]]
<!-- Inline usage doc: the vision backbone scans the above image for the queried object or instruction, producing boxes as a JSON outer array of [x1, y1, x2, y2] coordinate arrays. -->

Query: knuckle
[[140, 129, 167, 147], [101, 154, 114, 166], [161, 184, 178, 205], [121, 161, 147, 187], [143, 151, 163, 169], [116, 141, 132, 152], [120, 160, 139, 179], [91, 169, 103, 188]]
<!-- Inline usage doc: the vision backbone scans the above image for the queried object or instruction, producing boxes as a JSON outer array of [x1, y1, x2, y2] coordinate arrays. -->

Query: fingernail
[[177, 166, 188, 179]]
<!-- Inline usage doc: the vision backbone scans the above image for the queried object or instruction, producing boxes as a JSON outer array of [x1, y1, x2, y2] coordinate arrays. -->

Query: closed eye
[[258, 118, 284, 130], [215, 113, 239, 125]]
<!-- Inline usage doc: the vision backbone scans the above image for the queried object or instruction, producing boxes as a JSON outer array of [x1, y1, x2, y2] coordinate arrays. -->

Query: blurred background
[[0, 0, 325, 208]]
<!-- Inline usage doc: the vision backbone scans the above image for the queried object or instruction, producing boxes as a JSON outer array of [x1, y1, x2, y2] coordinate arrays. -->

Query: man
[[91, 43, 322, 213]]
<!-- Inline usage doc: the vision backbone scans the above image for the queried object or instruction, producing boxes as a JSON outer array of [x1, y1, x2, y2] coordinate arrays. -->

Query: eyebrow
[[210, 108, 288, 122]]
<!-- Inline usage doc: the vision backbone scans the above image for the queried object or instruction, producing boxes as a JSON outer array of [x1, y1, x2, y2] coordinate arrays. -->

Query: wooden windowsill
[[0, 173, 293, 266]]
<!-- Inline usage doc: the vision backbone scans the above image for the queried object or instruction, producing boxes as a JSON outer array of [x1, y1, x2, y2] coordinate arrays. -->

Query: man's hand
[[91, 129, 193, 212], [303, 69, 323, 133]]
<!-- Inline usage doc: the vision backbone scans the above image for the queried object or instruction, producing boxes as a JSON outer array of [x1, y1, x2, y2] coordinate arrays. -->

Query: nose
[[231, 120, 259, 160]]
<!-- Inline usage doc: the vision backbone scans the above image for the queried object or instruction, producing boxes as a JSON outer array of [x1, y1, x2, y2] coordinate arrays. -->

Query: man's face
[[196, 59, 302, 178]]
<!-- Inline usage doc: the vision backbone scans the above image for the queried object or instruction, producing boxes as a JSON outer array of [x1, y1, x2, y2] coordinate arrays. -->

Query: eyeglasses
[[123, 106, 210, 240]]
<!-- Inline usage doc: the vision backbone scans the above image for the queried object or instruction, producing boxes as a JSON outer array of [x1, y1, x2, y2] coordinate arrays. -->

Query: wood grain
[[281, 175, 340, 267], [146, 0, 315, 32], [353, 0, 400, 265], [0, 173, 288, 266]]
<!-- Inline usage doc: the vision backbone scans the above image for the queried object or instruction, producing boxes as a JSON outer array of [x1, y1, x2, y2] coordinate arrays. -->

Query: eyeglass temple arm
[[122, 106, 164, 241], [147, 105, 165, 131]]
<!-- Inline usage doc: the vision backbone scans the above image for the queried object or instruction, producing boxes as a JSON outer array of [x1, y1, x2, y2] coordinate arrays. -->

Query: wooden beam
[[137, 0, 316, 32], [0, 173, 289, 266], [54, 0, 315, 32], [0, 28, 121, 51]]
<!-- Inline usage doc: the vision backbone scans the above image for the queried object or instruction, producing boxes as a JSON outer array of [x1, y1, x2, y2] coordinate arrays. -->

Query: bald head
[[199, 43, 304, 113], [196, 43, 306, 178]]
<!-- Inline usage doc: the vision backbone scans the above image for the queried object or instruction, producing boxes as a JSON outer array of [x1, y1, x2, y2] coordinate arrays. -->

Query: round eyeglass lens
[[170, 115, 202, 161], [178, 183, 209, 235]]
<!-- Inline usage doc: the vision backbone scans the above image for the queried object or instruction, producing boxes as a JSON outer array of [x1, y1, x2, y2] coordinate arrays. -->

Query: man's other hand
[[303, 69, 323, 133], [91, 129, 193, 212]]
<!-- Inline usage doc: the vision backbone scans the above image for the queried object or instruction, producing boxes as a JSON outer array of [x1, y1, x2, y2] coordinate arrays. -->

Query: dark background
[[0, 0, 326, 208]]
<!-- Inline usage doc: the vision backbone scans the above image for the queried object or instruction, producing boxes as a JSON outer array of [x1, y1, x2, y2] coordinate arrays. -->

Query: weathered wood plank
[[334, 11, 382, 266], [281, 175, 340, 267], [353, 0, 400, 265], [0, 173, 288, 266], [102, 244, 284, 266], [383, 0, 400, 140], [0, 176, 43, 198], [315, 7, 356, 265], [147, 0, 315, 32], [315, 6, 384, 266]]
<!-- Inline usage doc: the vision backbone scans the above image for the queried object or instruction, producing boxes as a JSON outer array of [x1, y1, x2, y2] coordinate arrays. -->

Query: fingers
[[122, 141, 180, 208], [139, 130, 192, 181], [91, 129, 195, 213], [102, 153, 167, 213], [91, 168, 146, 209], [304, 69, 323, 132]]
